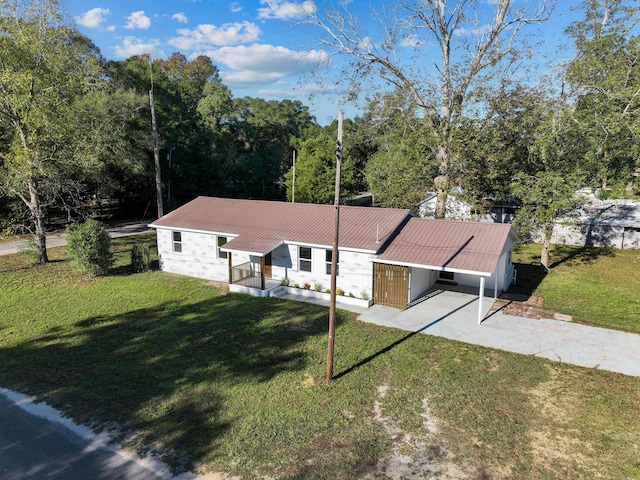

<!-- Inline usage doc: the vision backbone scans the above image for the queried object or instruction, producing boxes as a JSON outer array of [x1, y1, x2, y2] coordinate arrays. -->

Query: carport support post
[[478, 276, 485, 325]]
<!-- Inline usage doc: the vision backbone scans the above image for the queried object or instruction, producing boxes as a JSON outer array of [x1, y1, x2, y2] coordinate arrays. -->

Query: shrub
[[131, 244, 151, 273], [361, 290, 370, 301], [66, 219, 113, 276], [282, 277, 290, 286], [336, 288, 344, 296], [303, 282, 311, 290], [348, 292, 355, 298], [314, 281, 323, 292], [293, 283, 300, 288]]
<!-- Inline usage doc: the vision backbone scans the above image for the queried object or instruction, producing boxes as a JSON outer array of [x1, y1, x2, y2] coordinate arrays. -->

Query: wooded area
[[1, 0, 638, 266]]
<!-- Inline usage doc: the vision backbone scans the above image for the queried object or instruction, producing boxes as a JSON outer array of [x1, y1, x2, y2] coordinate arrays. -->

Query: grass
[[0, 235, 639, 478], [511, 243, 640, 333]]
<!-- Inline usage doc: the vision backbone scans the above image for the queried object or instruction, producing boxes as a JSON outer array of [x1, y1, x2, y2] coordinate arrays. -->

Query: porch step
[[267, 285, 286, 298]]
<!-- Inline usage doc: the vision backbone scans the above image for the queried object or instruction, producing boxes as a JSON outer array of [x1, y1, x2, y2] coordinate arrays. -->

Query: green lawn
[[511, 243, 640, 333], [0, 236, 639, 479]]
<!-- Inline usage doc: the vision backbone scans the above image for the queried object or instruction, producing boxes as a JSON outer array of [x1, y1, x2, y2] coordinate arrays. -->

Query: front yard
[[0, 235, 639, 478]]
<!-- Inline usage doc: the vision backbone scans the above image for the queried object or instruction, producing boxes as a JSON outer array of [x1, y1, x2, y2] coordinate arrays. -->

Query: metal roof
[[375, 217, 516, 275], [150, 196, 411, 255]]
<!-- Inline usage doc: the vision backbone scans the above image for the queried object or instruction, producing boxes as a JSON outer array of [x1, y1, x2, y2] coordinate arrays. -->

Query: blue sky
[[63, 0, 582, 124]]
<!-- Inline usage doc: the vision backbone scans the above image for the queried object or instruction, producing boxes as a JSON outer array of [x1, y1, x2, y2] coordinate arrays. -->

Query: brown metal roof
[[150, 196, 411, 254], [376, 217, 516, 274]]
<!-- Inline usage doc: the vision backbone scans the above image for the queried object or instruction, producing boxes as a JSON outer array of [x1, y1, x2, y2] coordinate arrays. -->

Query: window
[[439, 271, 454, 281], [217, 236, 227, 259], [172, 231, 182, 253], [299, 247, 312, 272], [325, 249, 339, 276]]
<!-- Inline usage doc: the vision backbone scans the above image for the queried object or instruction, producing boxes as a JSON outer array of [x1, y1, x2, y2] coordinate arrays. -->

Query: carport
[[372, 217, 518, 325], [361, 285, 496, 331]]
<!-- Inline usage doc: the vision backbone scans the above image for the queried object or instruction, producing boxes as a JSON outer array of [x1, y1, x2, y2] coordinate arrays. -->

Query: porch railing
[[231, 261, 262, 289]]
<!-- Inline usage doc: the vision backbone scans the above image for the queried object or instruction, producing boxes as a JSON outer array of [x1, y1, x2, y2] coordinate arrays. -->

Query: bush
[[131, 244, 150, 273], [66, 219, 113, 276], [314, 281, 323, 292]]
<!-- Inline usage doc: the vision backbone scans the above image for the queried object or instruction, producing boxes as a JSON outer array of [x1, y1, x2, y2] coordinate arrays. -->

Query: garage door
[[373, 263, 408, 309]]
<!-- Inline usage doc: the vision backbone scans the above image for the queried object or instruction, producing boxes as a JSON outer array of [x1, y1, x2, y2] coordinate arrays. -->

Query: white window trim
[[299, 246, 312, 272], [217, 236, 228, 259], [172, 231, 182, 253]]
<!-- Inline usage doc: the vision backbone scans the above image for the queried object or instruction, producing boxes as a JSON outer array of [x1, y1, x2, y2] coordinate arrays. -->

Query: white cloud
[[358, 37, 374, 50], [113, 36, 163, 58], [211, 44, 328, 74], [259, 83, 343, 98], [454, 24, 491, 36], [257, 0, 316, 20], [172, 12, 188, 24], [168, 22, 261, 50], [74, 8, 111, 29], [401, 34, 424, 47], [230, 2, 243, 13], [208, 44, 328, 87], [125, 11, 151, 30]]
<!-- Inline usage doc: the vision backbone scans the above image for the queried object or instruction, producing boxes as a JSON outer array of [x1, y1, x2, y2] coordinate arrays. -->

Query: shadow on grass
[[0, 293, 334, 472], [548, 245, 615, 269]]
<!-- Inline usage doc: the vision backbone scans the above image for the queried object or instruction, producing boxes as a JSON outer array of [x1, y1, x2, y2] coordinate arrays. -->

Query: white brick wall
[[156, 229, 374, 299]]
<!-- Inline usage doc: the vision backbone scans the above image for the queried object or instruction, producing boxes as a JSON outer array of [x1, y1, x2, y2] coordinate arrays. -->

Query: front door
[[264, 252, 273, 278]]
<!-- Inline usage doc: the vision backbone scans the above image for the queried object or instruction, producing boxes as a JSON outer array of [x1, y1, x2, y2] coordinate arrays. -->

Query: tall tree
[[0, 0, 116, 262], [283, 123, 357, 204], [305, 0, 552, 218], [566, 0, 640, 194]]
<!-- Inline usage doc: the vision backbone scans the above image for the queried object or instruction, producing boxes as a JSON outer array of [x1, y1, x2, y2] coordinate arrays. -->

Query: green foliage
[[130, 244, 151, 273], [284, 125, 358, 204], [66, 220, 113, 276]]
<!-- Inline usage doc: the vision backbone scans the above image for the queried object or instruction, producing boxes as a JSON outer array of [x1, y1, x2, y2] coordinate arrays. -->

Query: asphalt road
[[0, 389, 172, 480], [0, 224, 151, 256]]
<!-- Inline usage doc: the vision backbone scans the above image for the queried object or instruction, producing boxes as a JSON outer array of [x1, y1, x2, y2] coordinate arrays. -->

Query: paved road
[[0, 389, 179, 480], [0, 224, 151, 256]]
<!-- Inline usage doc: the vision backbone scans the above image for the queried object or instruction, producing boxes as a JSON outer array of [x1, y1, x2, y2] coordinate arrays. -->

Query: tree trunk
[[434, 144, 449, 219], [540, 225, 553, 270], [149, 87, 163, 218], [28, 180, 48, 264]]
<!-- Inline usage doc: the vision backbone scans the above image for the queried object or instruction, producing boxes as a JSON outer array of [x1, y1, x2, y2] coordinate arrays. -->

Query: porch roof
[[221, 235, 283, 257], [375, 217, 516, 275]]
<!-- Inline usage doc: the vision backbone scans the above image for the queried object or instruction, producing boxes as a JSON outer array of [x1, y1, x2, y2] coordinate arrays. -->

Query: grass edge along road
[[0, 236, 639, 479]]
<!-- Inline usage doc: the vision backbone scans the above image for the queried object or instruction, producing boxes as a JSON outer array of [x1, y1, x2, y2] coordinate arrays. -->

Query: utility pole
[[149, 60, 163, 218], [292, 150, 296, 203], [326, 111, 343, 383]]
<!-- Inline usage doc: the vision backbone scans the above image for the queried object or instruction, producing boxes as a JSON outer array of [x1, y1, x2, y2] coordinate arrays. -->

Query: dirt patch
[[492, 295, 568, 321], [360, 384, 471, 480]]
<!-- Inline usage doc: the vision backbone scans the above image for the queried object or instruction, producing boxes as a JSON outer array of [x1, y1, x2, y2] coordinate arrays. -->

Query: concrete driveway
[[357, 289, 640, 377]]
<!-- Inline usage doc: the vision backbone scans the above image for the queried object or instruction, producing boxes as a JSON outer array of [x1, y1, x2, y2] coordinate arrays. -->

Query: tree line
[[1, 0, 638, 267]]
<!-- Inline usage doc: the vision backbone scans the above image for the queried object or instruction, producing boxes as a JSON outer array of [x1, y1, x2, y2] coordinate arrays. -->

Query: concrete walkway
[[357, 291, 640, 377], [283, 289, 640, 377], [0, 224, 151, 256]]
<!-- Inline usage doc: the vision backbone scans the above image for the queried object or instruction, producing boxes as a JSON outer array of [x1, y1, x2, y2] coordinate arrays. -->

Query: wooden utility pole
[[149, 62, 163, 218], [292, 150, 296, 203], [326, 111, 343, 383]]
